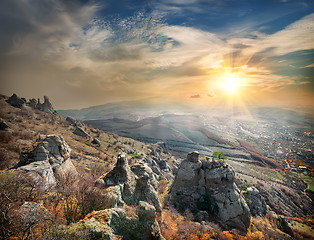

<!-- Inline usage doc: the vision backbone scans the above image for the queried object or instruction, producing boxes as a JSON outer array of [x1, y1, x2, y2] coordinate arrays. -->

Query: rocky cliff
[[170, 151, 251, 231]]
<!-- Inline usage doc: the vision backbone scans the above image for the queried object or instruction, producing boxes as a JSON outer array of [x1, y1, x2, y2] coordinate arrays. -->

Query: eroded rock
[[16, 135, 77, 187], [170, 151, 251, 231], [244, 187, 267, 216]]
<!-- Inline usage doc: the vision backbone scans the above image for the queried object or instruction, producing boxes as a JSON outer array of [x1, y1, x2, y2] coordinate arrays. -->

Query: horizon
[[1, 0, 314, 111]]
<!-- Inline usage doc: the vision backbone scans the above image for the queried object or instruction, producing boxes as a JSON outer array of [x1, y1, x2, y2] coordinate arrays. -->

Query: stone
[[66, 116, 77, 125], [158, 159, 171, 172], [67, 206, 164, 240], [73, 126, 89, 138], [91, 138, 101, 146], [244, 187, 267, 216], [16, 135, 77, 187], [35, 96, 55, 114], [98, 154, 162, 213], [0, 119, 9, 130], [170, 151, 251, 231], [6, 93, 25, 109]]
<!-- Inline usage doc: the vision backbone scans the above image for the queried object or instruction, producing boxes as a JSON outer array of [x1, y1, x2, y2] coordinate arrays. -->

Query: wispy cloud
[[0, 0, 313, 109]]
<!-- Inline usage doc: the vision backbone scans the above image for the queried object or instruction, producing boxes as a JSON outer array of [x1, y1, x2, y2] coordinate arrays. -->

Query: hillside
[[0, 93, 313, 239]]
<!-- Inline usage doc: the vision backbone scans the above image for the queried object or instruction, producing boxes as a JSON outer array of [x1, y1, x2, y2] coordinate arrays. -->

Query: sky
[[0, 0, 313, 110]]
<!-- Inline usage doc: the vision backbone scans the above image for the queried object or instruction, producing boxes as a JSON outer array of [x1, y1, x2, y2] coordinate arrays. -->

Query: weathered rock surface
[[0, 118, 9, 130], [35, 96, 55, 114], [170, 151, 251, 231], [66, 116, 85, 127], [16, 135, 77, 187], [244, 187, 267, 216], [97, 153, 162, 213], [73, 126, 90, 138], [91, 138, 101, 146], [67, 204, 164, 240], [6, 93, 25, 109]]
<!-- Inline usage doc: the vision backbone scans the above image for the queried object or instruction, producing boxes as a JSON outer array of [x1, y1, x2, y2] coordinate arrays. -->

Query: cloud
[[1, 1, 313, 109], [303, 63, 314, 68]]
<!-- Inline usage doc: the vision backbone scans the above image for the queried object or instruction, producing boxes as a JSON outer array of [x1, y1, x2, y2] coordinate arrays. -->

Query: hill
[[0, 93, 313, 239]]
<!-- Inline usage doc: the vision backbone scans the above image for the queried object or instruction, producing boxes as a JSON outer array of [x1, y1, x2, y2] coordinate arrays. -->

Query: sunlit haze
[[0, 0, 313, 111]]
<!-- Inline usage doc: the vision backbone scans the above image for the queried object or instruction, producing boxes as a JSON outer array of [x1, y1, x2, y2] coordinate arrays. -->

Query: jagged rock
[[170, 151, 251, 231], [35, 96, 55, 114], [73, 126, 89, 138], [158, 159, 171, 172], [27, 98, 37, 108], [66, 116, 84, 127], [67, 205, 164, 240], [16, 135, 77, 187], [97, 153, 162, 213], [0, 119, 9, 130], [244, 187, 267, 216], [66, 116, 77, 125], [156, 142, 169, 154], [92, 138, 101, 146], [277, 216, 294, 238], [6, 93, 25, 109]]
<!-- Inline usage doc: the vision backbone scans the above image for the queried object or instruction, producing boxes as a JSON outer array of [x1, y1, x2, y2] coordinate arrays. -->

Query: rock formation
[[66, 116, 85, 127], [243, 187, 267, 216], [6, 93, 25, 109], [6, 94, 56, 114], [35, 96, 55, 114], [170, 151, 251, 231], [0, 118, 9, 130], [73, 126, 90, 138], [96, 153, 162, 213], [16, 135, 77, 187], [66, 202, 164, 239]]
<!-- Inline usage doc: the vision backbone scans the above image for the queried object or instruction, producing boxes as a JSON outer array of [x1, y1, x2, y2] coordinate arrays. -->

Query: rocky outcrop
[[73, 127, 90, 138], [6, 93, 25, 109], [97, 153, 162, 213], [35, 96, 55, 114], [91, 138, 101, 146], [0, 119, 9, 130], [243, 187, 267, 216], [66, 203, 164, 240], [16, 135, 77, 187], [93, 154, 164, 239], [6, 94, 56, 114], [170, 151, 251, 231], [66, 116, 85, 127]]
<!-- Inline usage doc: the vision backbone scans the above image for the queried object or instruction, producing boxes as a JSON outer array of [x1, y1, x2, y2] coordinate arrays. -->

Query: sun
[[219, 73, 241, 95]]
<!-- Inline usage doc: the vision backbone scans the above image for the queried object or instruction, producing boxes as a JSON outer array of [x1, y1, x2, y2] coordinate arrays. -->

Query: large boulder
[[97, 153, 162, 213], [170, 151, 251, 231], [65, 204, 164, 240], [16, 135, 77, 187], [6, 93, 25, 109], [35, 96, 55, 114], [243, 187, 267, 216], [73, 126, 90, 138]]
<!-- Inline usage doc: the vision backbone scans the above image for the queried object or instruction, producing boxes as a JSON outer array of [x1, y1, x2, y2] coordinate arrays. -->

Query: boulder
[[73, 126, 89, 138], [16, 135, 77, 187], [243, 187, 267, 216], [170, 151, 251, 231], [0, 119, 9, 130], [6, 93, 25, 109], [158, 159, 171, 172], [27, 98, 37, 109], [36, 96, 55, 114], [91, 138, 101, 146], [97, 153, 162, 213], [66, 116, 84, 127], [66, 205, 164, 240]]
